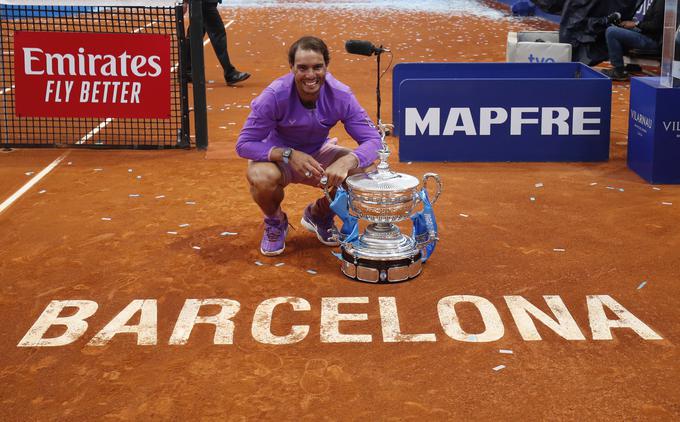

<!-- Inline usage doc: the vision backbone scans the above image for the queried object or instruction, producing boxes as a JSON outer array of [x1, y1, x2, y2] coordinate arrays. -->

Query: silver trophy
[[324, 123, 442, 283]]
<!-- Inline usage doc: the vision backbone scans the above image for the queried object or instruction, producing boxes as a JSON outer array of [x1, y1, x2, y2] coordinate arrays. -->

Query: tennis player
[[236, 36, 381, 256]]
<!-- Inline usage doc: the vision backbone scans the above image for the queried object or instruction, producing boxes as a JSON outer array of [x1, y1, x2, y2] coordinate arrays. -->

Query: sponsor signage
[[394, 63, 611, 162], [14, 31, 171, 118], [627, 77, 680, 184]]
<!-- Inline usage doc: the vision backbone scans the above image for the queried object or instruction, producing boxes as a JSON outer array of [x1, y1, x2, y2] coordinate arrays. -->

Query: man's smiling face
[[291, 49, 327, 105]]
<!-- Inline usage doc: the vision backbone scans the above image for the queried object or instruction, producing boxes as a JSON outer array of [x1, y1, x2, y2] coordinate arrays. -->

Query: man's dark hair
[[288, 36, 330, 66]]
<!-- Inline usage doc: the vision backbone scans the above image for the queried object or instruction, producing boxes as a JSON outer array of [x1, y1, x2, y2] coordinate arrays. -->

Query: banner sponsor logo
[[405, 107, 602, 137], [14, 31, 171, 118]]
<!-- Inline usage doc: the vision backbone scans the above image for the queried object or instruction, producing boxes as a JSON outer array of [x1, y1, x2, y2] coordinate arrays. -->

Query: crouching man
[[236, 36, 381, 256]]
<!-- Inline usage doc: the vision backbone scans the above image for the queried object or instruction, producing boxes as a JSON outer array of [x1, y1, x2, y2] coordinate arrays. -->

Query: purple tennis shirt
[[235, 72, 381, 168]]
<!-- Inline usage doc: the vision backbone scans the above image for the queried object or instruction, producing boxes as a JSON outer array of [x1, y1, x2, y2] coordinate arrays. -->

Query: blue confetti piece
[[637, 281, 647, 290]]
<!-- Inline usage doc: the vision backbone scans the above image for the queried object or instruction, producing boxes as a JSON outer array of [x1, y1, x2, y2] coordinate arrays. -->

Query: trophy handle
[[422, 173, 442, 205]]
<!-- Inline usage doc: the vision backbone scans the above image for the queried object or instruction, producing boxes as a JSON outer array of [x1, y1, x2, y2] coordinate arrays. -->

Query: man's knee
[[247, 163, 283, 191], [605, 26, 621, 42]]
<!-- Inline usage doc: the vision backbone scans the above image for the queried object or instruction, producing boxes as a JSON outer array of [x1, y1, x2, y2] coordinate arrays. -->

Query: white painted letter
[[88, 299, 157, 346], [443, 108, 476, 135], [23, 47, 44, 75], [510, 107, 539, 135], [405, 108, 440, 136], [572, 107, 601, 135], [587, 295, 662, 340], [504, 295, 586, 340], [541, 107, 570, 135], [438, 295, 504, 342], [252, 297, 310, 345], [320, 297, 372, 343], [379, 297, 436, 342], [479, 107, 508, 135], [18, 300, 98, 347], [169, 299, 241, 345]]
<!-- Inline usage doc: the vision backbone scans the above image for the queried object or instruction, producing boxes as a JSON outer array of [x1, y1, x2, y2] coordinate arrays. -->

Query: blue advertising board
[[395, 63, 611, 162], [628, 77, 680, 184]]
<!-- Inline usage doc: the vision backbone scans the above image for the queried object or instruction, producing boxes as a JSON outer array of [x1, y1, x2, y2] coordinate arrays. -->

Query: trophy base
[[340, 246, 423, 284]]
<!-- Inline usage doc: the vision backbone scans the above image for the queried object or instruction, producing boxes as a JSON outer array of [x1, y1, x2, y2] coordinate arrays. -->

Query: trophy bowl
[[345, 171, 441, 223]]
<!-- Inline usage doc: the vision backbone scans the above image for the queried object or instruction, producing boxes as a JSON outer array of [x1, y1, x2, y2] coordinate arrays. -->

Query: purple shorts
[[277, 138, 350, 187]]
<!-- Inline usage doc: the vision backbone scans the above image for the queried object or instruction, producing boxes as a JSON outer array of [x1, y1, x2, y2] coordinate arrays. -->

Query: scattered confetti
[[94, 168, 103, 172], [553, 248, 566, 252], [136, 175, 142, 180], [129, 194, 140, 197], [179, 223, 190, 228], [407, 161, 413, 165], [306, 269, 318, 275], [499, 349, 513, 354], [101, 217, 112, 221], [220, 231, 238, 236], [167, 231, 178, 235], [186, 201, 196, 205], [606, 186, 615, 190], [38, 190, 47, 194], [128, 169, 133, 173], [192, 246, 201, 250], [155, 195, 165, 199], [530, 197, 536, 202], [661, 202, 673, 206], [589, 182, 598, 186], [637, 281, 647, 290], [67, 162, 72, 165], [492, 365, 506, 371], [652, 187, 661, 191], [618, 188, 624, 192], [25, 171, 34, 176], [459, 213, 469, 218], [534, 182, 543, 188], [274, 262, 285, 267], [255, 261, 264, 266]]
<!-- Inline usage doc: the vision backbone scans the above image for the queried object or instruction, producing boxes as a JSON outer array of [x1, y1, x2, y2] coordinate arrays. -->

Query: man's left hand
[[322, 154, 359, 187]]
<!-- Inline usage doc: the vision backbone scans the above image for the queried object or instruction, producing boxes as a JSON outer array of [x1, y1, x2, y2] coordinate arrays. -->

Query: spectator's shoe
[[260, 213, 288, 256], [601, 67, 630, 81], [226, 70, 250, 86], [301, 204, 340, 246]]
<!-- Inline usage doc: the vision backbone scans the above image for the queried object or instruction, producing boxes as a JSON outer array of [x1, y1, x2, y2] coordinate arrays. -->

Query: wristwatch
[[282, 147, 293, 164]]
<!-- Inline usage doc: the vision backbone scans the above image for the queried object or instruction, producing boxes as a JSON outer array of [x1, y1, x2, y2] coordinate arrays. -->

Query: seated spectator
[[601, 0, 665, 81]]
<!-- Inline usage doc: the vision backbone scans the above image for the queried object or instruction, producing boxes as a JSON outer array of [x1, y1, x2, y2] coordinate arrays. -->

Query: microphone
[[345, 39, 388, 56]]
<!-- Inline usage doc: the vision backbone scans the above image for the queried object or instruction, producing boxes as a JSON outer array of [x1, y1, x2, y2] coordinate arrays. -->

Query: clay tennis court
[[1, 2, 679, 419]]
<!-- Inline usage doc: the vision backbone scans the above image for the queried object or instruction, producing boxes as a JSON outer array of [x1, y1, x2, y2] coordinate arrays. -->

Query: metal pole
[[189, 0, 208, 150]]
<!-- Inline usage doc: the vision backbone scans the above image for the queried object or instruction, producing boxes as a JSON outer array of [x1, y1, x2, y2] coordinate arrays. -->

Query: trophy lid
[[346, 170, 419, 192]]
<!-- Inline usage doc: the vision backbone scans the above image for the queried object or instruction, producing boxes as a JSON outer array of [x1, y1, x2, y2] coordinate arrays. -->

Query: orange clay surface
[[1, 5, 679, 420]]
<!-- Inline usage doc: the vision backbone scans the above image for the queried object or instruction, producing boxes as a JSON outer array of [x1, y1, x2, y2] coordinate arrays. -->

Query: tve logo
[[528, 54, 555, 63]]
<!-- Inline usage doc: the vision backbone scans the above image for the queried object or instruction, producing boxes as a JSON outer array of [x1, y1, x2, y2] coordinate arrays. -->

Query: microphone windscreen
[[345, 39, 375, 56]]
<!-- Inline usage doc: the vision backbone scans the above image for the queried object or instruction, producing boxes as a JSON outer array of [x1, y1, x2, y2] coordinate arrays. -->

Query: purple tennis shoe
[[301, 204, 339, 246], [260, 213, 288, 256]]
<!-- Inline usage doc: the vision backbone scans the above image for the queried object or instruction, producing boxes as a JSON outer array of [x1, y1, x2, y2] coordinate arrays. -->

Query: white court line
[[0, 153, 69, 216], [133, 21, 156, 33]]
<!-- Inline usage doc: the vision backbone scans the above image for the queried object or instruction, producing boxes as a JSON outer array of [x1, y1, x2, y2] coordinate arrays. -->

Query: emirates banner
[[14, 31, 171, 119]]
